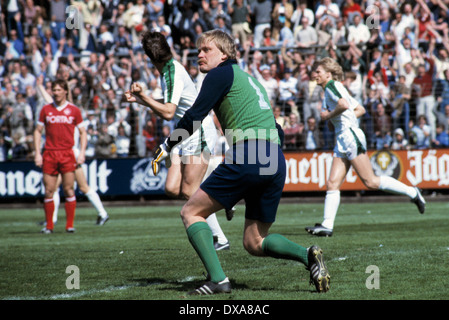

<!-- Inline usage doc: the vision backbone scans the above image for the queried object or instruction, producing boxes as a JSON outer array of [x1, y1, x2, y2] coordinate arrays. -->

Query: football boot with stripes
[[188, 278, 231, 295], [307, 245, 330, 293]]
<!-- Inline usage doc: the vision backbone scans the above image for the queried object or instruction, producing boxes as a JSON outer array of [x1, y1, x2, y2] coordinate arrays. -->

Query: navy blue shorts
[[201, 140, 286, 223]]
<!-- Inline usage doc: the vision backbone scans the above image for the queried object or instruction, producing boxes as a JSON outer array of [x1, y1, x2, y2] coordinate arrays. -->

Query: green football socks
[[262, 233, 308, 265], [186, 222, 227, 283]]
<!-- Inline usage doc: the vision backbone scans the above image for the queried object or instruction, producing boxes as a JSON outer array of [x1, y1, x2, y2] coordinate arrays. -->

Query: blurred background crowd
[[1, 0, 449, 162]]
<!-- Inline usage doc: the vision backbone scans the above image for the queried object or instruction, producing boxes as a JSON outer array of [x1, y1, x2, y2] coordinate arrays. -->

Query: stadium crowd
[[1, 0, 449, 162]]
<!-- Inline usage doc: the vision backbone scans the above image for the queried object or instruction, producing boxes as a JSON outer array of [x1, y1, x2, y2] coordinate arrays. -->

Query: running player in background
[[305, 57, 426, 237], [123, 31, 229, 250], [34, 79, 87, 233], [151, 30, 330, 294]]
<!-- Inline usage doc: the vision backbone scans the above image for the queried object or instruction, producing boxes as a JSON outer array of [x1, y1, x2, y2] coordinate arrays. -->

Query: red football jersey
[[38, 102, 84, 151]]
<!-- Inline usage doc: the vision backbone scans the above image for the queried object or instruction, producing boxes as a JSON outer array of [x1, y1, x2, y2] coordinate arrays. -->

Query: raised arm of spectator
[[14, 13, 24, 41], [35, 75, 53, 104], [67, 53, 80, 73]]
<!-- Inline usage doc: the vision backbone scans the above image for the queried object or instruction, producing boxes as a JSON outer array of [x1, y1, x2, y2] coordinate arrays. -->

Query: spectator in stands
[[6, 28, 24, 59], [315, 0, 340, 26], [373, 102, 393, 140], [250, 0, 273, 48], [294, 16, 318, 54], [410, 115, 431, 149], [413, 54, 436, 139], [199, 0, 231, 31], [273, 106, 287, 128], [142, 118, 159, 156], [391, 128, 409, 150], [50, 0, 68, 41], [251, 64, 278, 108], [283, 112, 303, 150], [271, 0, 294, 41], [260, 27, 276, 47], [278, 67, 298, 119], [429, 37, 449, 112], [228, 0, 252, 46], [390, 75, 412, 133], [303, 116, 323, 151], [146, 0, 164, 24], [391, 7, 413, 41], [38, 25, 59, 57], [95, 123, 116, 158], [297, 69, 322, 124], [276, 16, 295, 48], [395, 34, 413, 69], [115, 124, 130, 157], [432, 123, 449, 148], [114, 25, 132, 55], [291, 0, 314, 33], [436, 104, 449, 132], [17, 64, 36, 95], [10, 131, 29, 160], [347, 12, 370, 46], [342, 0, 363, 22], [97, 23, 115, 55], [331, 18, 348, 46], [85, 125, 97, 158]]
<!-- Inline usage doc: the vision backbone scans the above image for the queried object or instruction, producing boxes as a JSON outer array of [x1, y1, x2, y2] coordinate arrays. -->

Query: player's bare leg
[[351, 153, 425, 213]]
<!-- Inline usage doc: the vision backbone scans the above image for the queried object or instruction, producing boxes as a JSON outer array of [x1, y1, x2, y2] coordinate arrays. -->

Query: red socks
[[44, 197, 55, 230], [65, 196, 77, 230]]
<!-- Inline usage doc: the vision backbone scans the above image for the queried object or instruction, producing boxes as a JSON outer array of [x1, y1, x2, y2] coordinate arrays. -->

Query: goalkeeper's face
[[197, 40, 228, 73]]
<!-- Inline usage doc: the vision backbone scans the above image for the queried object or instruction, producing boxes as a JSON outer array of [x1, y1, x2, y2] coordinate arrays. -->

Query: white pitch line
[[3, 284, 139, 300]]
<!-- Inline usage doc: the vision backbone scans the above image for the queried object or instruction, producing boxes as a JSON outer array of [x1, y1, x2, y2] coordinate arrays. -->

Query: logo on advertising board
[[130, 158, 167, 193], [370, 150, 402, 179]]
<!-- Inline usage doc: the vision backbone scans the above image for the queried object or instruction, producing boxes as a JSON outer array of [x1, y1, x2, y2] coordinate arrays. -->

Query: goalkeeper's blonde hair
[[196, 29, 237, 60], [313, 57, 344, 82]]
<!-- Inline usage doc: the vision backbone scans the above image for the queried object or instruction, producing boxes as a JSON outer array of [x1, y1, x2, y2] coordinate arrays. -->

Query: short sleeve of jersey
[[73, 106, 84, 127]]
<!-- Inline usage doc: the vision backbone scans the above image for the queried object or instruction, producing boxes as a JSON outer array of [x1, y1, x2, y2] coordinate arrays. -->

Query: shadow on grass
[[130, 277, 248, 293]]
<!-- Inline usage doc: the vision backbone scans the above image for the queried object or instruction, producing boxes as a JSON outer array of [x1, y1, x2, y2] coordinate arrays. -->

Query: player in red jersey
[[34, 79, 87, 233]]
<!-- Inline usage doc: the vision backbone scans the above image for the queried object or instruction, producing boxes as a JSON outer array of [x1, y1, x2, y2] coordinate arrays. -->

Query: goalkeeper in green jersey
[[152, 30, 330, 294]]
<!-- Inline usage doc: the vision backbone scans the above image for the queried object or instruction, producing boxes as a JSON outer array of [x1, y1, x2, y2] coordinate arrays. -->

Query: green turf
[[1, 199, 448, 301]]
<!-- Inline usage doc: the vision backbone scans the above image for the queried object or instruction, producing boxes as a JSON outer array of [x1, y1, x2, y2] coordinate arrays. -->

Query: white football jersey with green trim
[[323, 80, 359, 134]]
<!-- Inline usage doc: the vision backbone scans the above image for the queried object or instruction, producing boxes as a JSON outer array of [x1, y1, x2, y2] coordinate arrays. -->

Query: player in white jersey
[[123, 31, 229, 249], [305, 57, 426, 237]]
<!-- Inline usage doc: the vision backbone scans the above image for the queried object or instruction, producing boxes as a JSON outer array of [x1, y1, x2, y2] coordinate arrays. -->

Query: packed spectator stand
[[1, 0, 448, 163]]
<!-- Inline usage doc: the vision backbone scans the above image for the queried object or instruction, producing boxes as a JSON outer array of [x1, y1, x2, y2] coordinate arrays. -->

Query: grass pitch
[[1, 198, 448, 302]]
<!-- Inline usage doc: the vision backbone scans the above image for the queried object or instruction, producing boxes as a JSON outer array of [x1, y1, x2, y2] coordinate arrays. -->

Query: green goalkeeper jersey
[[170, 59, 280, 149]]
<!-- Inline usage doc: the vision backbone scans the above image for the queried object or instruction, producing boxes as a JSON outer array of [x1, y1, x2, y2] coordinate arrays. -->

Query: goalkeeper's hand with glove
[[151, 140, 170, 176]]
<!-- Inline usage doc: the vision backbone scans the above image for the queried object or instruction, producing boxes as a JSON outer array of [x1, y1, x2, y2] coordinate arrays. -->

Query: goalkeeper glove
[[151, 140, 170, 176]]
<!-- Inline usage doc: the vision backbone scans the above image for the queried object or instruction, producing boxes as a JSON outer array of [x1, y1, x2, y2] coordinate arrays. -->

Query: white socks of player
[[85, 188, 108, 218], [206, 213, 228, 244], [378, 176, 417, 199], [322, 190, 340, 230]]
